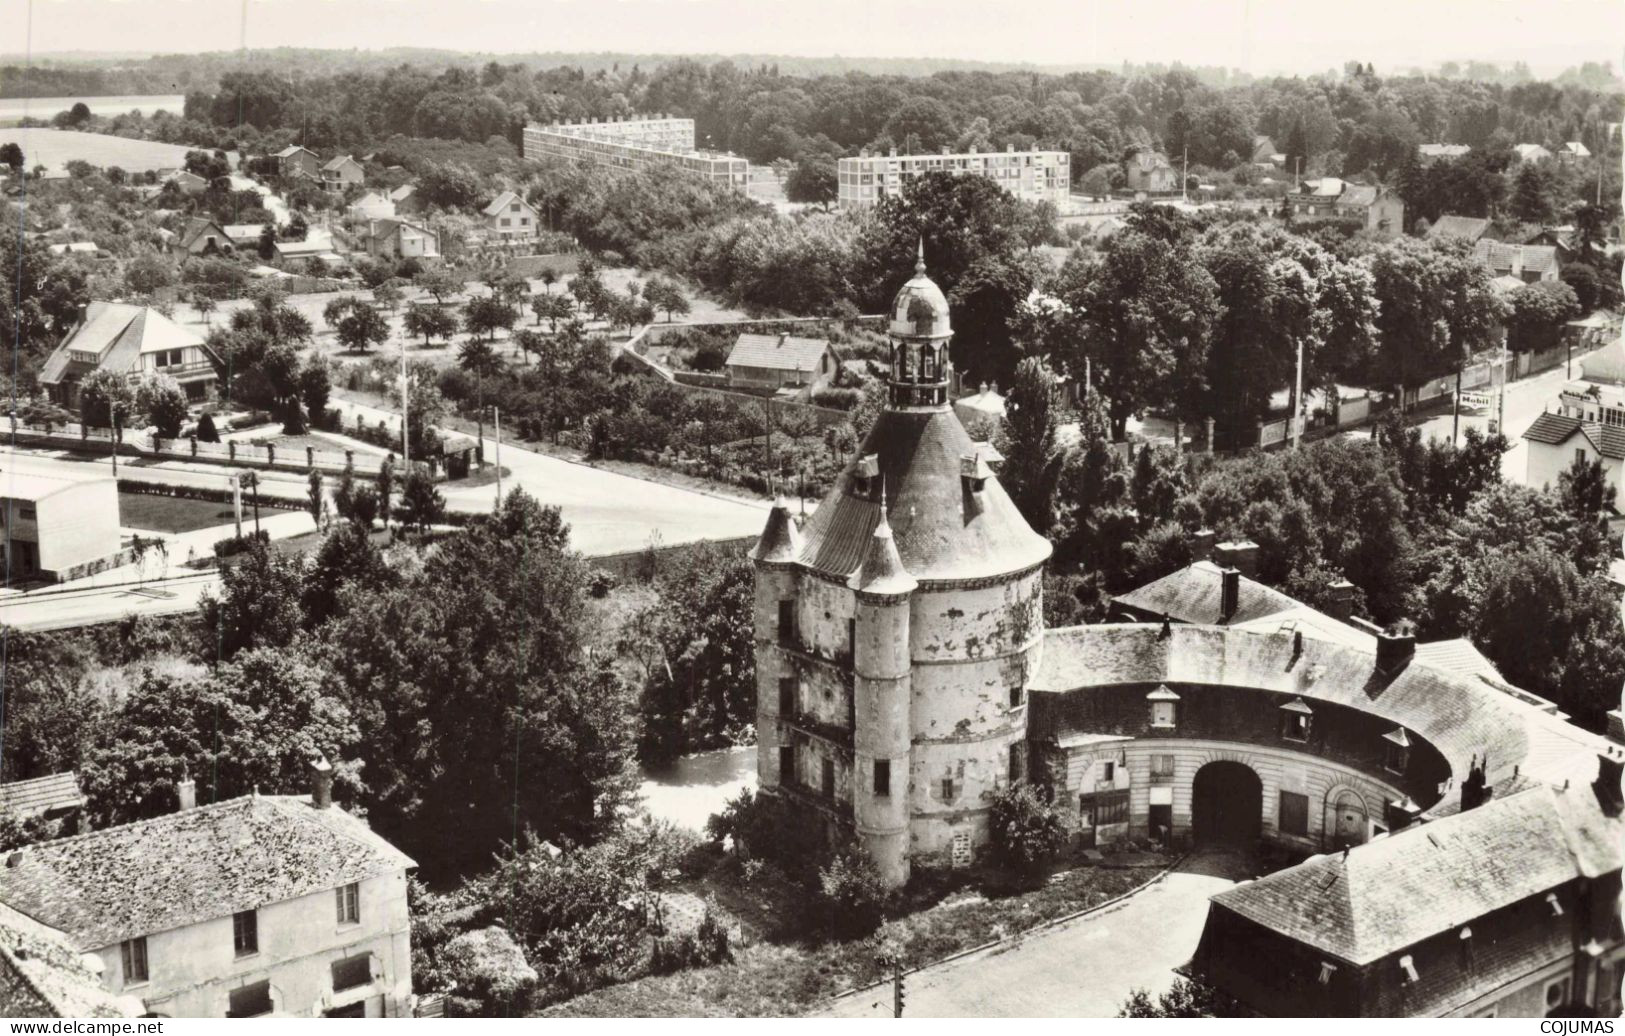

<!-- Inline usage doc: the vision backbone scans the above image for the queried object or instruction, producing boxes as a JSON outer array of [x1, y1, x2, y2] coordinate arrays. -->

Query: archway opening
[[1329, 789, 1370, 849], [1192, 761, 1262, 845]]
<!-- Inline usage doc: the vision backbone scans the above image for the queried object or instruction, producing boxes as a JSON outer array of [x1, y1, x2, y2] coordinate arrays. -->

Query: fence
[[148, 435, 385, 477]]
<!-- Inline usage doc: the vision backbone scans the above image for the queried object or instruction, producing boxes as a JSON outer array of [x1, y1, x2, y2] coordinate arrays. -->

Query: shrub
[[213, 529, 271, 558], [441, 926, 539, 1017], [815, 847, 888, 939], [987, 783, 1068, 874], [587, 569, 618, 598], [811, 387, 862, 411]]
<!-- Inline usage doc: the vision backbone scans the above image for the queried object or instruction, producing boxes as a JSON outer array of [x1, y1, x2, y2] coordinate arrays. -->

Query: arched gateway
[[1191, 760, 1263, 845]]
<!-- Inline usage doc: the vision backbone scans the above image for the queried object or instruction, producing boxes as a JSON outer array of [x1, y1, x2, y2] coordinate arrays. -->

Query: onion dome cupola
[[887, 239, 954, 410], [750, 494, 803, 563], [848, 491, 917, 597]]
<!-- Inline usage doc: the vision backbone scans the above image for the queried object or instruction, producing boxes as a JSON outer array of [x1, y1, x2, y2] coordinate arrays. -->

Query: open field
[[0, 94, 185, 125], [0, 127, 201, 172]]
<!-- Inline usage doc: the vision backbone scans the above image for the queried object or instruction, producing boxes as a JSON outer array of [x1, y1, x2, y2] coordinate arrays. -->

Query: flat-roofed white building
[[837, 145, 1071, 210], [0, 471, 120, 583], [521, 114, 749, 190]]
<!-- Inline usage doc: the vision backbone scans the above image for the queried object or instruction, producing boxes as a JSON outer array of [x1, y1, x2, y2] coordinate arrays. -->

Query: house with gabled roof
[[273, 145, 320, 182], [1474, 239, 1561, 283], [321, 155, 364, 193], [178, 216, 234, 256], [0, 773, 87, 828], [1290, 178, 1404, 236], [1521, 410, 1625, 511], [40, 301, 220, 407], [364, 218, 439, 260], [725, 332, 839, 393], [163, 169, 208, 196], [0, 761, 416, 1018], [481, 190, 539, 244], [1417, 143, 1471, 163], [386, 183, 421, 215], [0, 901, 140, 1017], [1125, 148, 1178, 193], [346, 190, 394, 221]]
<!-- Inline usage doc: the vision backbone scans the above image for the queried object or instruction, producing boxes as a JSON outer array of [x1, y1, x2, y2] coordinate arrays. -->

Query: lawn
[[119, 492, 294, 534], [543, 848, 1171, 1017]]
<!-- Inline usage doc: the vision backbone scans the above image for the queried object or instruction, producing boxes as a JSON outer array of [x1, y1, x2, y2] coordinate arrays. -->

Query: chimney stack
[[1594, 749, 1624, 817], [1606, 709, 1624, 746], [1220, 567, 1241, 623], [1190, 528, 1217, 562], [1460, 754, 1490, 811], [1375, 622, 1417, 677], [176, 775, 196, 812], [1324, 578, 1357, 621], [1214, 540, 1260, 579], [309, 754, 334, 809]]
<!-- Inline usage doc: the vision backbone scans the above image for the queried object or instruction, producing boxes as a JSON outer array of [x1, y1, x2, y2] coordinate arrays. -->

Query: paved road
[[0, 572, 221, 632], [327, 397, 771, 556], [822, 850, 1254, 1019]]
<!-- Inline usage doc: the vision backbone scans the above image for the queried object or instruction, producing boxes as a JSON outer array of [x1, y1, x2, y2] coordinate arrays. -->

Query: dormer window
[[1279, 698, 1313, 742], [960, 453, 993, 493], [1147, 685, 1180, 729], [1383, 728, 1411, 774], [852, 454, 880, 497]]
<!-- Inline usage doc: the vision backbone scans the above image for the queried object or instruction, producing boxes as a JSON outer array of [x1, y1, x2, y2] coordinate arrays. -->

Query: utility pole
[[1292, 338, 1304, 449], [1497, 341, 1508, 437], [1451, 366, 1462, 446], [493, 405, 503, 509], [400, 338, 410, 470], [1182, 144, 1188, 204], [110, 411, 120, 475]]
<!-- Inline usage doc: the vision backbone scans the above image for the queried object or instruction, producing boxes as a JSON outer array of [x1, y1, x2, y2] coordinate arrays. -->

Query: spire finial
[[915, 237, 926, 275], [880, 475, 888, 516]]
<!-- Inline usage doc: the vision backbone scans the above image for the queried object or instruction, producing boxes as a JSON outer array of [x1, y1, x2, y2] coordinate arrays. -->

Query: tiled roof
[[179, 216, 228, 250], [0, 795, 415, 950], [39, 303, 205, 387], [1114, 561, 1311, 627], [1426, 215, 1491, 242], [1412, 639, 1500, 682], [482, 190, 529, 217], [1521, 412, 1625, 459], [1209, 782, 1622, 965], [274, 145, 314, 159], [725, 333, 830, 373], [791, 407, 1051, 583], [1418, 143, 1471, 158], [1473, 240, 1559, 275], [1031, 624, 1542, 792], [0, 774, 84, 819], [0, 903, 132, 1017], [322, 155, 358, 172], [388, 184, 415, 202], [1337, 184, 1378, 208]]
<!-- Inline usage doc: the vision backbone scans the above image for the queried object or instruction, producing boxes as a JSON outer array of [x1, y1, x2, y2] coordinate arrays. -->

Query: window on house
[[500, 217, 510, 228], [1576, 448, 1587, 466], [1151, 701, 1176, 727], [1008, 744, 1024, 784], [1101, 761, 1116, 783], [941, 777, 956, 802], [847, 618, 857, 657], [821, 758, 835, 798], [1009, 684, 1023, 709], [778, 677, 795, 717], [778, 600, 795, 644], [233, 909, 258, 956], [1279, 791, 1309, 836], [331, 954, 373, 992], [120, 937, 149, 985], [779, 745, 795, 786], [1384, 729, 1411, 774], [336, 882, 360, 925], [1280, 700, 1313, 742], [874, 759, 890, 796], [1082, 789, 1130, 826], [227, 980, 273, 1018], [1151, 754, 1176, 780]]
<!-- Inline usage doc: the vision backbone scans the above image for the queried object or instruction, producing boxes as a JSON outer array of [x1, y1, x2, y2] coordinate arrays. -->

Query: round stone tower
[[751, 242, 1051, 886]]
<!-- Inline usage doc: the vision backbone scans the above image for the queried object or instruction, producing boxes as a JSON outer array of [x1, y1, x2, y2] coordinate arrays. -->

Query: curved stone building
[[752, 244, 1050, 886]]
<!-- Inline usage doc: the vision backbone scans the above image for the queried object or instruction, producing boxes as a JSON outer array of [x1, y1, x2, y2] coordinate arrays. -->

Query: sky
[[7, 0, 1623, 78]]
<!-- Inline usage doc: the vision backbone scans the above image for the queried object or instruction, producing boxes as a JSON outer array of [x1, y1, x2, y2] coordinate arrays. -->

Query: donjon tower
[[751, 244, 1051, 887]]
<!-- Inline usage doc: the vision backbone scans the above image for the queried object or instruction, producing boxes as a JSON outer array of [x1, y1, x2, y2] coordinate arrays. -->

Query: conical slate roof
[[798, 408, 1051, 583], [848, 500, 916, 596], [750, 496, 802, 563]]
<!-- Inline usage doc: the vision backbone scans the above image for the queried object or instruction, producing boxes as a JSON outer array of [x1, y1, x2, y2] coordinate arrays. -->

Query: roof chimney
[[1323, 578, 1357, 622], [1594, 749, 1624, 817], [1606, 709, 1624, 746], [1460, 754, 1490, 811], [176, 775, 196, 812], [1375, 621, 1416, 677], [1190, 528, 1217, 562], [1214, 540, 1260, 579], [1220, 567, 1241, 623], [309, 754, 334, 809]]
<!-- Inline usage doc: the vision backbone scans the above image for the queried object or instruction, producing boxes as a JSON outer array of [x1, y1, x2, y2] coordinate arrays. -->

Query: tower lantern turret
[[887, 239, 954, 410]]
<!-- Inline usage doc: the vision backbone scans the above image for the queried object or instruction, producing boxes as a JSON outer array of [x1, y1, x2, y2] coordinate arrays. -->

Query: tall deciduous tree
[[996, 356, 1064, 533]]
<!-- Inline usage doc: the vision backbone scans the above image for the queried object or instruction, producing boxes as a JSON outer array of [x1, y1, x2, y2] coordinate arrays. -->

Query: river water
[[0, 94, 186, 123], [637, 745, 756, 831]]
